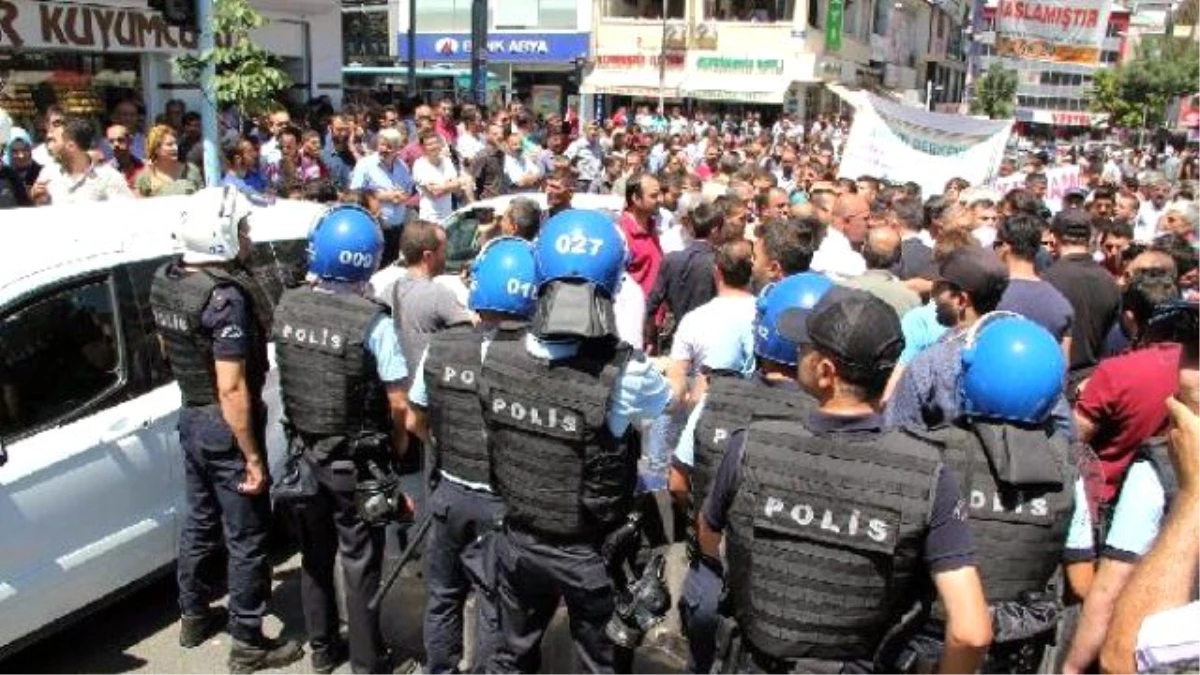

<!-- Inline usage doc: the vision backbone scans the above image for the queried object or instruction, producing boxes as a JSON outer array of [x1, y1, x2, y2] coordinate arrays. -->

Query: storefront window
[[343, 6, 391, 63], [420, 0, 472, 32], [873, 0, 890, 35], [604, 0, 685, 20], [0, 52, 141, 132], [706, 0, 793, 21]]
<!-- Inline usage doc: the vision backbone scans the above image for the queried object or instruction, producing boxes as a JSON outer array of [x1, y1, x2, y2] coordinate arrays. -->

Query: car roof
[[441, 192, 623, 223], [0, 196, 323, 307]]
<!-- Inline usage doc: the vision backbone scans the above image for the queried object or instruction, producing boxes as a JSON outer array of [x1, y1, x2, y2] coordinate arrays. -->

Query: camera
[[604, 553, 670, 649]]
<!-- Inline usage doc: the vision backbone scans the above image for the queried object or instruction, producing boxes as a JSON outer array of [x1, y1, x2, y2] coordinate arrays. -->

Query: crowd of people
[[3, 92, 1200, 675]]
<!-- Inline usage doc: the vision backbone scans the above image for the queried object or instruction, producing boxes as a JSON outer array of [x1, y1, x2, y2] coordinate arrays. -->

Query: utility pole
[[471, 0, 488, 107], [407, 0, 417, 96], [197, 0, 221, 187], [657, 0, 669, 115]]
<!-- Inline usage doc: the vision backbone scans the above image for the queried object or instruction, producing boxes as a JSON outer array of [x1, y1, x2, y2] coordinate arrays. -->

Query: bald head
[[833, 193, 871, 244], [862, 225, 902, 270]]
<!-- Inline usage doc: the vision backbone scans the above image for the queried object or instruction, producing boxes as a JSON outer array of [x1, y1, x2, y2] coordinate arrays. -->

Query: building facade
[[0, 0, 342, 130], [582, 0, 970, 121], [975, 0, 1129, 132], [383, 0, 592, 116]]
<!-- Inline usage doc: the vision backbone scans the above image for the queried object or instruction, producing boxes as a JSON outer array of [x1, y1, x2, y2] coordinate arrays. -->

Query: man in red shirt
[[1075, 268, 1181, 512], [619, 172, 663, 299], [434, 97, 457, 147]]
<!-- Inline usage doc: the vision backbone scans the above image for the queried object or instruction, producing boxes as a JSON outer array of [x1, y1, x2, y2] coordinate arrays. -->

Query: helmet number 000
[[339, 251, 375, 269], [555, 233, 604, 256]]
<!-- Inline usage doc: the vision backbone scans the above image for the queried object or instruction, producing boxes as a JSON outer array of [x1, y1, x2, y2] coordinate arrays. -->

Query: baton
[[369, 513, 432, 612]]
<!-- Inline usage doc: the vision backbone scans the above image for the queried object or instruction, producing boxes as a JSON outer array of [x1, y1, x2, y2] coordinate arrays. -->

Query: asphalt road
[[0, 551, 343, 675]]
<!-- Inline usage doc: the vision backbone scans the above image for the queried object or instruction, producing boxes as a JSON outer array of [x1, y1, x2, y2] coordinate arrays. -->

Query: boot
[[310, 638, 348, 675], [179, 607, 226, 648], [227, 636, 304, 674]]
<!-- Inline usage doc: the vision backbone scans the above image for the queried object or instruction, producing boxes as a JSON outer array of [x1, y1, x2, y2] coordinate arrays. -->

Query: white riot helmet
[[176, 186, 255, 264]]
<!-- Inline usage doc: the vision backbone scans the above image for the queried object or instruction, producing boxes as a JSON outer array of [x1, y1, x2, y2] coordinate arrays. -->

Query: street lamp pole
[[658, 0, 668, 115], [197, 0, 220, 187]]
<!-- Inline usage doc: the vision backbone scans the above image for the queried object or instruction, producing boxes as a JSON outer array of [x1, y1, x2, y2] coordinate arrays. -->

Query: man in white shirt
[[810, 192, 868, 279], [1136, 173, 1171, 242], [411, 133, 464, 222], [502, 131, 540, 191], [455, 107, 486, 167], [30, 117, 133, 205]]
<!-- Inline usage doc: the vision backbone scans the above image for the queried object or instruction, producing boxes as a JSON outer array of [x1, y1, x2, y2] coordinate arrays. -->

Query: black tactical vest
[[693, 374, 816, 506], [424, 325, 498, 486], [479, 335, 635, 539], [726, 420, 942, 663], [272, 286, 391, 449], [938, 424, 1075, 607], [150, 262, 268, 406]]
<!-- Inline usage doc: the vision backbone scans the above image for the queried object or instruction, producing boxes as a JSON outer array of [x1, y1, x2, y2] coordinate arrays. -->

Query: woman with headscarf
[[3, 127, 43, 191]]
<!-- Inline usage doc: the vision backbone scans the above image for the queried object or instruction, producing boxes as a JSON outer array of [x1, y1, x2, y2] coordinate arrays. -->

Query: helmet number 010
[[506, 278, 535, 298], [555, 233, 604, 256], [339, 250, 375, 269]]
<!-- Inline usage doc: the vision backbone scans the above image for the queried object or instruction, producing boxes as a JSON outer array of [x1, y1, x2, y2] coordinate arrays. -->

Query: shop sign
[[397, 32, 590, 63], [995, 0, 1111, 65], [825, 0, 844, 52], [595, 53, 685, 69], [0, 0, 198, 53], [1050, 111, 1092, 126], [694, 57, 784, 75]]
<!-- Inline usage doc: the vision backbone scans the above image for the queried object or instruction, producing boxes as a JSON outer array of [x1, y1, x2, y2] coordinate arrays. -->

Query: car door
[[0, 271, 178, 650]]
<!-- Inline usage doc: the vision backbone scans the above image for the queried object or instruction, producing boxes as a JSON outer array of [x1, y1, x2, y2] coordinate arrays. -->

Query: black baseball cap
[[935, 247, 1009, 301], [777, 287, 905, 380], [1051, 207, 1093, 242]]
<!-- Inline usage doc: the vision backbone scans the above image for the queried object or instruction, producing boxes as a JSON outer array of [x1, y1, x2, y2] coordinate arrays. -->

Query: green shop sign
[[694, 57, 785, 75], [826, 0, 844, 52]]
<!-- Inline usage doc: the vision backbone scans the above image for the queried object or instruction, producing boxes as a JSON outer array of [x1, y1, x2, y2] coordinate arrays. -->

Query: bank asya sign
[[397, 32, 590, 64], [0, 0, 199, 53]]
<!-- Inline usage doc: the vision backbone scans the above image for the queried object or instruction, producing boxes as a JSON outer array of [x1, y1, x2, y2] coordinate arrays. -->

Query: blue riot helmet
[[307, 205, 384, 283], [754, 272, 834, 367], [960, 312, 1065, 425], [469, 236, 538, 318], [534, 209, 627, 296]]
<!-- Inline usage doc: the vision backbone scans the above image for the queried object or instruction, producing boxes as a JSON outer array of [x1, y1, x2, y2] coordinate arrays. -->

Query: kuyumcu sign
[[838, 94, 1013, 198], [994, 0, 1112, 65], [0, 0, 199, 53]]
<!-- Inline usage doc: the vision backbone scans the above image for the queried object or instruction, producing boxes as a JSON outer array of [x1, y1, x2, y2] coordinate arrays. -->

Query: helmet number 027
[[506, 278, 535, 299], [555, 233, 604, 256], [339, 250, 375, 269]]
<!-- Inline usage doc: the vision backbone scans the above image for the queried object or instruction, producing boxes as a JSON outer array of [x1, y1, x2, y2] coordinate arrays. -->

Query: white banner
[[838, 94, 1013, 198], [994, 0, 1112, 65], [991, 164, 1081, 213]]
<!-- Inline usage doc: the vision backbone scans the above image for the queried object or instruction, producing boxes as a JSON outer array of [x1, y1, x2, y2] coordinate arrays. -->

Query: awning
[[682, 74, 788, 105], [580, 70, 685, 99]]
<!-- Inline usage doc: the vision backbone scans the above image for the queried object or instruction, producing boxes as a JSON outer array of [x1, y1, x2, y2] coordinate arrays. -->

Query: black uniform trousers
[[679, 560, 723, 673], [423, 478, 506, 673], [485, 527, 617, 674], [176, 405, 272, 644], [290, 456, 386, 674]]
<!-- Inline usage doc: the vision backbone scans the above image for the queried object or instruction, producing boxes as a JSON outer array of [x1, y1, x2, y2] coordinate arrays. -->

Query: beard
[[934, 298, 959, 328]]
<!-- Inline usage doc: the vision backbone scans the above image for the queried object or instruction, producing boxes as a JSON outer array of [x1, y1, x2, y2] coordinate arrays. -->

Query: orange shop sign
[[0, 0, 199, 53]]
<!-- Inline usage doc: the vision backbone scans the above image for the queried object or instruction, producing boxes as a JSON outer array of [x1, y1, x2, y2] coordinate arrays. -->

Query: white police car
[[0, 195, 323, 655]]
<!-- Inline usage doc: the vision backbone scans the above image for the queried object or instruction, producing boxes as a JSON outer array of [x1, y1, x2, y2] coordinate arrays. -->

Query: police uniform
[[673, 374, 817, 673], [903, 422, 1078, 673], [149, 262, 272, 647], [272, 282, 408, 674], [704, 412, 975, 673], [407, 325, 509, 673], [480, 332, 671, 674]]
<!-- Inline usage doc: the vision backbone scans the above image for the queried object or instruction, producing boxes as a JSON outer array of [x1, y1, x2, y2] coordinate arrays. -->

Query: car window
[[444, 209, 489, 274], [0, 279, 124, 441]]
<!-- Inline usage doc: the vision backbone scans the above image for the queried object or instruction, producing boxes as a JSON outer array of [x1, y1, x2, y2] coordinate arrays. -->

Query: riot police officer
[[904, 313, 1080, 672], [670, 271, 831, 673], [700, 287, 993, 673], [406, 237, 539, 673], [149, 186, 303, 673], [480, 210, 672, 674], [272, 205, 411, 674]]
